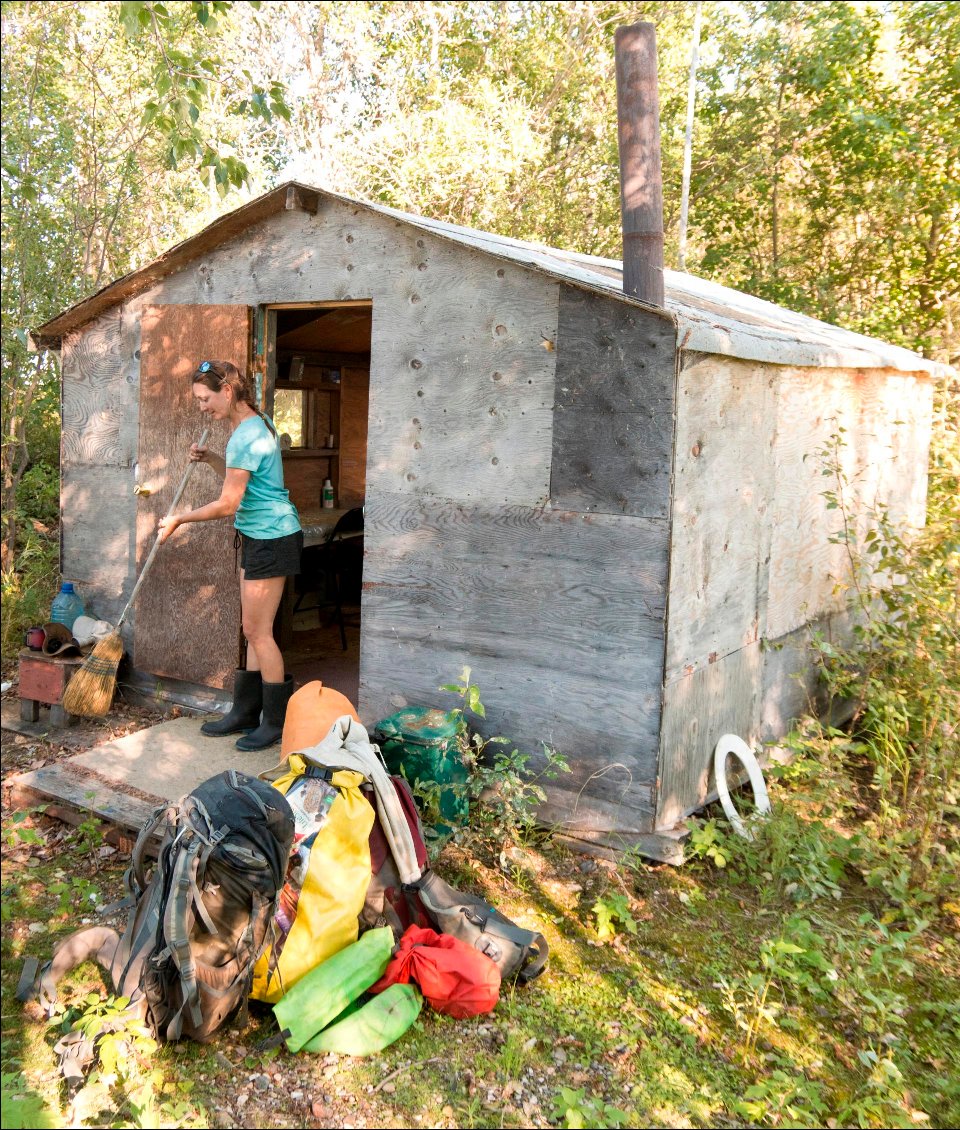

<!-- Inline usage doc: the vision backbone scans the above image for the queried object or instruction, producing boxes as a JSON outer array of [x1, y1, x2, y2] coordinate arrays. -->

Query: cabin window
[[274, 387, 306, 448]]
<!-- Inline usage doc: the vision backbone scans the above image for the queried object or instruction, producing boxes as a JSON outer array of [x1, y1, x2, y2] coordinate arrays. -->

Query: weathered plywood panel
[[758, 615, 839, 741], [339, 366, 369, 508], [657, 642, 763, 828], [60, 309, 140, 627], [667, 357, 933, 679], [61, 311, 134, 467], [766, 368, 933, 639], [60, 465, 135, 607], [139, 204, 561, 509], [656, 614, 851, 826], [134, 305, 249, 689], [552, 287, 676, 519], [360, 495, 668, 825], [665, 356, 778, 681]]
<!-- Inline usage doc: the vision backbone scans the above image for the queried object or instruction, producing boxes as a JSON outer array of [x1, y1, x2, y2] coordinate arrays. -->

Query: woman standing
[[157, 360, 302, 750]]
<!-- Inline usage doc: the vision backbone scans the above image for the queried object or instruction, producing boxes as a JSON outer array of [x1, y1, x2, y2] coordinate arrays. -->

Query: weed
[[812, 425, 959, 893], [735, 1065, 828, 1127], [551, 1085, 631, 1129], [0, 1070, 58, 1129], [440, 667, 570, 845], [593, 893, 638, 941], [3, 810, 46, 849], [48, 875, 100, 916], [685, 818, 732, 869], [837, 1051, 914, 1130], [67, 812, 105, 857]]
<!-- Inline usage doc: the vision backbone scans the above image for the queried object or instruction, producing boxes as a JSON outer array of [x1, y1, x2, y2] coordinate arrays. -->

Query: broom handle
[[116, 427, 211, 631]]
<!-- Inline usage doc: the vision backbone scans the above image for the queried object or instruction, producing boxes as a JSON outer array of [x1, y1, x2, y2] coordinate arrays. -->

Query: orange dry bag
[[281, 681, 359, 758]]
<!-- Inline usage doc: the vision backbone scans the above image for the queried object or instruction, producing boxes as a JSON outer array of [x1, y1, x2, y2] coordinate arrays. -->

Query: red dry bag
[[370, 925, 500, 1019]]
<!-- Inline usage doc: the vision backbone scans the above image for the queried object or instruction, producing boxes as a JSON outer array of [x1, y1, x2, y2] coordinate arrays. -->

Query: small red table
[[17, 648, 84, 727]]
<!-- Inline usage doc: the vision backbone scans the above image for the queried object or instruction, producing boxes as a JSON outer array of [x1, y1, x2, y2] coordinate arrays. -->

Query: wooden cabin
[[33, 181, 942, 859]]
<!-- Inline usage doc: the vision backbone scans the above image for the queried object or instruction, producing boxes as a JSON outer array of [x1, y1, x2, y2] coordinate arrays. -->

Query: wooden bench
[[17, 648, 85, 727]]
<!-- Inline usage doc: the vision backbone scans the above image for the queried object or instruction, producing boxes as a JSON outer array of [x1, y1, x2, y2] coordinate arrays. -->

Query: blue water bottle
[[50, 582, 85, 631]]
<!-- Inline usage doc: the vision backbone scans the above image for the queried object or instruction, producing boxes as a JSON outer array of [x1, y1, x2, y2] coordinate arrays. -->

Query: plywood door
[[134, 305, 251, 688]]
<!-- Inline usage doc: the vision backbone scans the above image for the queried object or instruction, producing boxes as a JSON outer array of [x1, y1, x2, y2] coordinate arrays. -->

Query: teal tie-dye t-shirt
[[225, 415, 301, 539]]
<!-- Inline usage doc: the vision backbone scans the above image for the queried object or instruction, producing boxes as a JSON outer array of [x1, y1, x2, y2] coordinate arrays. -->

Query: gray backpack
[[19, 771, 294, 1079]]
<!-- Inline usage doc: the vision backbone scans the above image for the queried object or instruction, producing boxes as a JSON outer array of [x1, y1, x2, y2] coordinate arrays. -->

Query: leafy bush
[[810, 418, 959, 894], [1, 460, 60, 661], [440, 667, 569, 844]]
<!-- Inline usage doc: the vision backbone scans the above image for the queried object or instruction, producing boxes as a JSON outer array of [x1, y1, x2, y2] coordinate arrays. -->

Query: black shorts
[[239, 530, 303, 580]]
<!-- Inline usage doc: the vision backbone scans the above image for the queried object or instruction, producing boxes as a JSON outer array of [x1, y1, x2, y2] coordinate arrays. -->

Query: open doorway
[[266, 302, 372, 704]]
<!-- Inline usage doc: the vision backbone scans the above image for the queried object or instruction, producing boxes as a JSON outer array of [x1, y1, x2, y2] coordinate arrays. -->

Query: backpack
[[405, 869, 549, 984], [328, 722, 551, 985], [361, 773, 431, 936], [18, 770, 295, 1067]]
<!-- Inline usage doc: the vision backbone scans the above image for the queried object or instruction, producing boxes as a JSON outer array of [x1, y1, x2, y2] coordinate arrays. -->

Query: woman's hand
[[190, 444, 226, 478], [157, 514, 181, 544]]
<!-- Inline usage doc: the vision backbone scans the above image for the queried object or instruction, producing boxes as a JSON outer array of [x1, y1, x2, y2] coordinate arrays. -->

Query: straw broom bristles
[[62, 630, 125, 718]]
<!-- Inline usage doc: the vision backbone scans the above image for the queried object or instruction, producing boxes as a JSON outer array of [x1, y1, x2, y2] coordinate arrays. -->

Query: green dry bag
[[373, 706, 469, 838], [273, 926, 394, 1052], [303, 983, 423, 1056]]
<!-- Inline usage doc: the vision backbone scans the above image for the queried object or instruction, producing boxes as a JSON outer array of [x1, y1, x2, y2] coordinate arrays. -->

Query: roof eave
[[31, 183, 321, 350]]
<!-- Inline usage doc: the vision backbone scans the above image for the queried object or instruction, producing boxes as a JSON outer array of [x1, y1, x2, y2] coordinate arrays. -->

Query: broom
[[63, 428, 210, 718]]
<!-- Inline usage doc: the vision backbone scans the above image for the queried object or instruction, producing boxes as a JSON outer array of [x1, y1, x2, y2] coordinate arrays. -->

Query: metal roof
[[34, 180, 947, 376]]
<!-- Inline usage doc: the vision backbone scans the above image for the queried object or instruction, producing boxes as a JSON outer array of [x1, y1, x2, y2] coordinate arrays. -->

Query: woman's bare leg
[[240, 570, 287, 683]]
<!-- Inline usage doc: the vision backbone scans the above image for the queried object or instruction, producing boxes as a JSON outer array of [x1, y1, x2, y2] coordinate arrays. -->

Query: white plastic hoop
[[714, 734, 771, 839]]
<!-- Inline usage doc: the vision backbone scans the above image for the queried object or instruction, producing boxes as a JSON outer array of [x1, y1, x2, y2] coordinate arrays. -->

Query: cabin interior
[[269, 302, 372, 703]]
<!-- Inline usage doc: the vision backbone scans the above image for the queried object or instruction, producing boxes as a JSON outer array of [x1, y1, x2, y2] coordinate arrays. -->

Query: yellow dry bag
[[250, 755, 375, 1003]]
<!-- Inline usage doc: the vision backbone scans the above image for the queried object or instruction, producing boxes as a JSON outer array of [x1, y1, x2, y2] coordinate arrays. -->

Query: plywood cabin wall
[[60, 309, 140, 628], [58, 198, 677, 840], [656, 354, 933, 828]]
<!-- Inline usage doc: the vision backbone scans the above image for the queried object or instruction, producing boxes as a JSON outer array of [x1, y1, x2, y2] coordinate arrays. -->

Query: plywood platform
[[6, 717, 284, 836]]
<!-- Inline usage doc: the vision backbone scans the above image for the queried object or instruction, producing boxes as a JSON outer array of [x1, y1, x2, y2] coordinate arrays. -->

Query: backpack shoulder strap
[[130, 803, 176, 893], [159, 833, 206, 1040]]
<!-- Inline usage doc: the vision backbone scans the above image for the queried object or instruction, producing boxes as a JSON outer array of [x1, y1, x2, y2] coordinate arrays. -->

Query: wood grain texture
[[359, 494, 668, 821], [665, 355, 778, 680], [60, 311, 134, 467], [666, 357, 933, 678], [133, 304, 249, 688], [339, 366, 369, 508], [551, 286, 676, 519], [133, 204, 561, 508], [765, 366, 932, 639], [60, 464, 135, 610], [8, 763, 159, 833], [59, 310, 140, 630], [656, 641, 763, 827]]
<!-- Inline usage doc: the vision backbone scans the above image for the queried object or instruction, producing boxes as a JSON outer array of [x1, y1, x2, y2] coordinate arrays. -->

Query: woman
[[157, 359, 302, 750]]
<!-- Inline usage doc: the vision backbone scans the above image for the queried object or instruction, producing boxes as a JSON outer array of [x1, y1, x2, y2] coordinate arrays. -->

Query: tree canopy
[[2, 0, 957, 565]]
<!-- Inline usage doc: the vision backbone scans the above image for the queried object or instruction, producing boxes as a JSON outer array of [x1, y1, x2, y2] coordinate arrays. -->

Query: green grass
[[3, 800, 957, 1130]]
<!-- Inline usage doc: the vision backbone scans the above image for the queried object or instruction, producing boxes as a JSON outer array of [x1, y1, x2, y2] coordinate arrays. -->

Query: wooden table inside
[[275, 508, 355, 647], [299, 508, 349, 548]]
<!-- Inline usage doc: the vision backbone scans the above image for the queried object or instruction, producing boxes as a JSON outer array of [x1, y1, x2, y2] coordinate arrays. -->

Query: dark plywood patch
[[551, 286, 676, 519]]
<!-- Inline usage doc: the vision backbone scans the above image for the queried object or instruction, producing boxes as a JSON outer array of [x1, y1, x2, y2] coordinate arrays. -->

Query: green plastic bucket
[[373, 706, 469, 835]]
